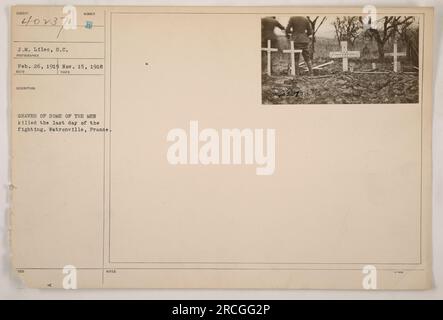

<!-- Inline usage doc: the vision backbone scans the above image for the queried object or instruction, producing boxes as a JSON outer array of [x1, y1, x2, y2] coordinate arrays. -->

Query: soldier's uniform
[[261, 16, 285, 48], [285, 16, 313, 75], [362, 44, 370, 58]]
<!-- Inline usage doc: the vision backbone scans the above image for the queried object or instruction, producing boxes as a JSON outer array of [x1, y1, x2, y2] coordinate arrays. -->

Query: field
[[262, 36, 419, 104]]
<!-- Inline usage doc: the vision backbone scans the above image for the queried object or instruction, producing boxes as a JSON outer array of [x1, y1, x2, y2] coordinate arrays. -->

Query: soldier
[[362, 44, 370, 58], [285, 16, 313, 75], [261, 16, 285, 48]]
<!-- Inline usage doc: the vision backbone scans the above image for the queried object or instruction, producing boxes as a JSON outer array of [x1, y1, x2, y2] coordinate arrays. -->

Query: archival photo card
[[10, 6, 433, 289]]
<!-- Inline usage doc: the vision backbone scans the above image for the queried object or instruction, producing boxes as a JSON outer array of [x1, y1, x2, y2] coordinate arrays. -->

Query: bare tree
[[398, 18, 418, 65], [307, 16, 327, 59], [364, 16, 415, 61], [332, 16, 362, 48]]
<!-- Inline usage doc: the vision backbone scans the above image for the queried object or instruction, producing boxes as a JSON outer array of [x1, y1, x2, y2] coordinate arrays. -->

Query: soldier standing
[[362, 44, 370, 58], [261, 16, 285, 47], [285, 16, 313, 75]]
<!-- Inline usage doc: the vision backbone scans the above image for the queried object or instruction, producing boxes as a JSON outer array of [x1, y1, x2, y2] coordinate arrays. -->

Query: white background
[[0, 0, 442, 299]]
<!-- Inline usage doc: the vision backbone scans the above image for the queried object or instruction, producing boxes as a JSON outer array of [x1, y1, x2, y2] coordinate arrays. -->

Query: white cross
[[261, 40, 278, 76], [283, 41, 302, 76], [329, 41, 360, 72], [386, 42, 406, 72]]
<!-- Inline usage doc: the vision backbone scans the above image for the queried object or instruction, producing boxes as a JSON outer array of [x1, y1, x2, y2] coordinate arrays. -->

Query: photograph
[[261, 15, 420, 104]]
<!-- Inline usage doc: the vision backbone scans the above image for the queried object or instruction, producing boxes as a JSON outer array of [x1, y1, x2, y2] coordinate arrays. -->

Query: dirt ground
[[262, 59, 419, 104]]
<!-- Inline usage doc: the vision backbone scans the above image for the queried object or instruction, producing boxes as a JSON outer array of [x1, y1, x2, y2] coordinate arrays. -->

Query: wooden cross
[[261, 40, 278, 76], [329, 41, 360, 72], [302, 60, 333, 71], [386, 42, 406, 72], [283, 41, 302, 76]]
